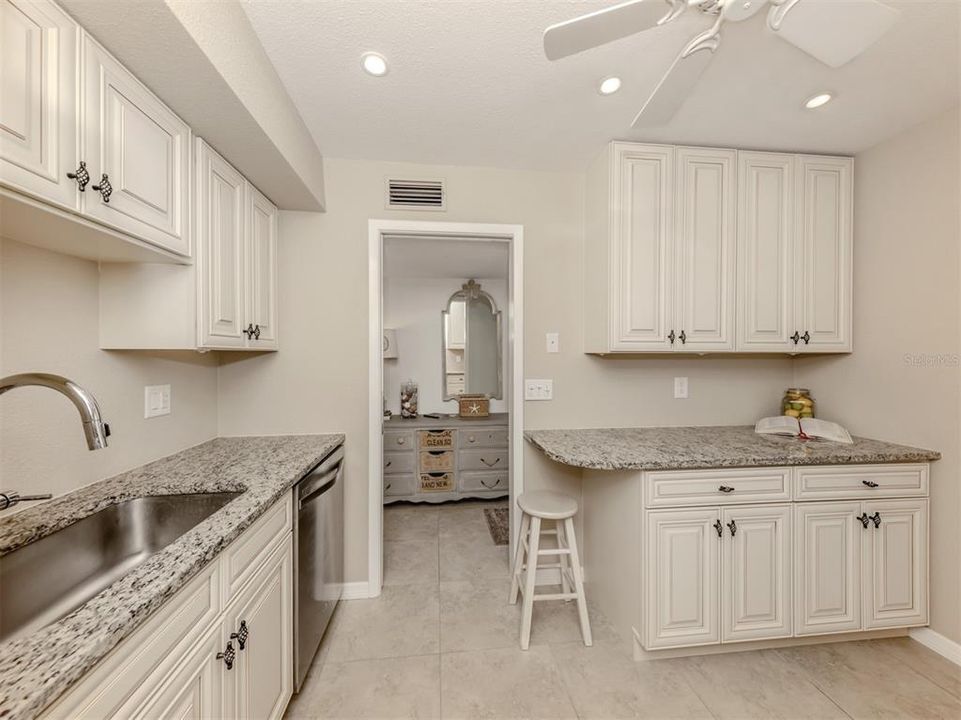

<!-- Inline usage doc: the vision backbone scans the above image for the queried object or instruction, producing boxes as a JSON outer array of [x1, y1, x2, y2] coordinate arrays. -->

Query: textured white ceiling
[[242, 0, 959, 171], [384, 237, 509, 279]]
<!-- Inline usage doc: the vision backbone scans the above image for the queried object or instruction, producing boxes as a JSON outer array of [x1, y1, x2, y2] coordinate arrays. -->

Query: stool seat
[[517, 490, 578, 520]]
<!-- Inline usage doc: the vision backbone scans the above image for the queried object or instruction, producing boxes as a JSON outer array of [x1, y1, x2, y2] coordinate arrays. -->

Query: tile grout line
[[876, 639, 961, 702], [771, 647, 855, 719]]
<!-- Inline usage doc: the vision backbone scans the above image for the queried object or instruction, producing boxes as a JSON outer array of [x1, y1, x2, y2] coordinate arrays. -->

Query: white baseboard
[[909, 627, 961, 666], [341, 581, 372, 600]]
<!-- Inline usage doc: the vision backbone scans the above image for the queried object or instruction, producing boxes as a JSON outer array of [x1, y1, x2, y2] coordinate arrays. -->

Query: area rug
[[483, 507, 510, 546]]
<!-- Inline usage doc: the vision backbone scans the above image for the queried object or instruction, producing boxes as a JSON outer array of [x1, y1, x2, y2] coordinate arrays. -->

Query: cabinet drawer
[[419, 429, 454, 450], [43, 562, 221, 719], [384, 452, 414, 474], [221, 496, 291, 605], [459, 471, 508, 493], [459, 448, 509, 472], [384, 473, 415, 497], [645, 468, 791, 508], [794, 464, 928, 501], [420, 472, 454, 493], [459, 428, 509, 448], [384, 430, 414, 451], [420, 450, 454, 472]]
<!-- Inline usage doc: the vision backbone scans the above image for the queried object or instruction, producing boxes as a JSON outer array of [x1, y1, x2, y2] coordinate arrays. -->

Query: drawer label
[[420, 473, 454, 492]]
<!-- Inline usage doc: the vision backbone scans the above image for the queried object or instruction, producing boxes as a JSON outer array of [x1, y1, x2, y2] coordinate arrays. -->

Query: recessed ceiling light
[[804, 92, 833, 109], [362, 52, 388, 77], [599, 77, 622, 95]]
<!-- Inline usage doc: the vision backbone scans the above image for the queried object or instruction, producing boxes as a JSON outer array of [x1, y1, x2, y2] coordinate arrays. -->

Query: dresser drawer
[[794, 464, 928, 501], [459, 428, 509, 448], [460, 470, 508, 493], [385, 473, 415, 497], [384, 430, 414, 451], [420, 472, 455, 493], [384, 451, 415, 474], [459, 448, 509, 472], [419, 429, 454, 450], [645, 468, 791, 508], [420, 450, 454, 472]]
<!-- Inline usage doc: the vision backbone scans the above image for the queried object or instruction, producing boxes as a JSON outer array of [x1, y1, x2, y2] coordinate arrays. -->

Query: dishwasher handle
[[298, 447, 344, 508]]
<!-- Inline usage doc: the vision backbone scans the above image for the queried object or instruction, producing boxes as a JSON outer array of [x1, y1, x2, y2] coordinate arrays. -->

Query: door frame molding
[[367, 219, 524, 596]]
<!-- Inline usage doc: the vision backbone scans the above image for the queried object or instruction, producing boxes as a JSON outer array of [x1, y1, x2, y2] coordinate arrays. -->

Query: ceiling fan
[[543, 0, 901, 127]]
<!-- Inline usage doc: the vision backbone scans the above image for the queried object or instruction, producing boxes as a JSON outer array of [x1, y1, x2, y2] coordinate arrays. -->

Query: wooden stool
[[509, 490, 592, 650]]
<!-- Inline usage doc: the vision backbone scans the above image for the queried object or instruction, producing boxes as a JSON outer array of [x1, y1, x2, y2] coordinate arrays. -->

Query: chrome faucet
[[0, 373, 110, 450]]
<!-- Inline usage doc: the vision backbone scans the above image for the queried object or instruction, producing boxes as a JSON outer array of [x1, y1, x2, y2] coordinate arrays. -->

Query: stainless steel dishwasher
[[292, 445, 344, 692]]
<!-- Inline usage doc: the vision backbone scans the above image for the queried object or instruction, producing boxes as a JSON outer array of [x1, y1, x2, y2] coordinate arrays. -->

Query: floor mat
[[483, 507, 510, 545]]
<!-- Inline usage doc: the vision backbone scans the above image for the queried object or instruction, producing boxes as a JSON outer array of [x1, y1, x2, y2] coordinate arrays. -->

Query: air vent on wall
[[386, 178, 446, 210]]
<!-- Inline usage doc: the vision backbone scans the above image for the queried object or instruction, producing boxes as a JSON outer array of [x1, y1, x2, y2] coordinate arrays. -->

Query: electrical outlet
[[546, 332, 560, 353], [673, 377, 689, 399], [145, 384, 171, 418], [525, 379, 553, 401]]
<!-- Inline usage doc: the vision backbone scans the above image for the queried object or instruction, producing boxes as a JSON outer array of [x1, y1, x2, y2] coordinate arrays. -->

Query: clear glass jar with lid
[[782, 388, 815, 419]]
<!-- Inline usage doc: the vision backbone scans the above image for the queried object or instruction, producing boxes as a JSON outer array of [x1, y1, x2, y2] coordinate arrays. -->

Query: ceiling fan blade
[[769, 0, 900, 68], [543, 0, 674, 61], [632, 40, 715, 127]]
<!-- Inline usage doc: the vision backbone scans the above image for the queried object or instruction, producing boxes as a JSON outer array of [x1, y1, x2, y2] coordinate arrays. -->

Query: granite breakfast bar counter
[[0, 433, 344, 720], [526, 425, 940, 660]]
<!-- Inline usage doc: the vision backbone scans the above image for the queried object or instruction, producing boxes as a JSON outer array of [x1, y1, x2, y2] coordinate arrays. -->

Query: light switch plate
[[546, 333, 560, 353], [145, 384, 171, 418], [673, 377, 689, 399], [525, 379, 553, 401]]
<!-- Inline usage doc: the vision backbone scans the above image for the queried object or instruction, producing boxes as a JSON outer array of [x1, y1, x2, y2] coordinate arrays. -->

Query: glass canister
[[400, 380, 419, 418], [782, 388, 816, 419]]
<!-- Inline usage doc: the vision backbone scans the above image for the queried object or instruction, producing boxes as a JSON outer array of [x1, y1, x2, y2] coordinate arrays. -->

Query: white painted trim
[[909, 628, 961, 666], [341, 581, 373, 600], [367, 219, 525, 597]]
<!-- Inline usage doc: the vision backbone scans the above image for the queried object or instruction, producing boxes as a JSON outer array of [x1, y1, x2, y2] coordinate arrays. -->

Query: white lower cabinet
[[641, 465, 929, 653], [43, 496, 294, 720]]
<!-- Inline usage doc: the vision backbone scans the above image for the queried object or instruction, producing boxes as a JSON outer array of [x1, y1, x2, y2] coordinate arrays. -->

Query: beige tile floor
[[286, 500, 961, 720]]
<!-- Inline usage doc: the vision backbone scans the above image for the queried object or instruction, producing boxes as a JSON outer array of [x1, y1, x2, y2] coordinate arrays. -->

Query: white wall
[[0, 239, 219, 503], [217, 156, 795, 584], [795, 107, 961, 645], [383, 276, 508, 416]]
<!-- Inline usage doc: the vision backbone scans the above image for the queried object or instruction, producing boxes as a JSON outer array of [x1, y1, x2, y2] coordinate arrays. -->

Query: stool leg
[[565, 517, 593, 647], [508, 512, 531, 604], [556, 519, 572, 599], [519, 516, 541, 650]]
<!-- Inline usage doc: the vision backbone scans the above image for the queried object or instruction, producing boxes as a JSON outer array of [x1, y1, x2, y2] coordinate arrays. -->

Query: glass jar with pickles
[[782, 388, 816, 419]]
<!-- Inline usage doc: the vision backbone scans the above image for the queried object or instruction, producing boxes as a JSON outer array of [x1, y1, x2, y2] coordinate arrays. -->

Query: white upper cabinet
[[736, 152, 796, 350], [795, 155, 853, 352], [587, 141, 852, 354], [0, 0, 79, 209], [82, 35, 191, 256], [246, 184, 279, 350], [674, 147, 736, 351]]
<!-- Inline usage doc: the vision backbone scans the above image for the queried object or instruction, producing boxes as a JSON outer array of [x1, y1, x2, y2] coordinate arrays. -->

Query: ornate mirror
[[442, 279, 502, 400]]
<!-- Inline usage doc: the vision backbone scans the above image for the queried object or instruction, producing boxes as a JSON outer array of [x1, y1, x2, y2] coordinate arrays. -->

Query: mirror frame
[[441, 279, 503, 401]]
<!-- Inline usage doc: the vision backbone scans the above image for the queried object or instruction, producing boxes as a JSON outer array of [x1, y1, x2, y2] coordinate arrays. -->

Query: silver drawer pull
[[480, 457, 500, 467], [718, 485, 735, 493], [481, 478, 501, 489]]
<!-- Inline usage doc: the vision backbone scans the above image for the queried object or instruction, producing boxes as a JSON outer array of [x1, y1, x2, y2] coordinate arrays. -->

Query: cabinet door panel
[[612, 144, 674, 350], [0, 0, 79, 209], [197, 140, 246, 348], [82, 35, 190, 255], [645, 508, 719, 649], [796, 156, 852, 352], [675, 147, 736, 351], [863, 499, 927, 629], [246, 184, 279, 349], [224, 537, 293, 720], [721, 505, 792, 642], [736, 152, 795, 350], [795, 502, 861, 635]]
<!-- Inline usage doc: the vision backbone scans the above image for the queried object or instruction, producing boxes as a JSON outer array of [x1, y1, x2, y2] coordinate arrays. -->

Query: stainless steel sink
[[0, 492, 240, 643]]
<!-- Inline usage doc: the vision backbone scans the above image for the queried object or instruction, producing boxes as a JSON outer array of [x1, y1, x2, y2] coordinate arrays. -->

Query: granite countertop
[[525, 425, 940, 471], [0, 434, 344, 720]]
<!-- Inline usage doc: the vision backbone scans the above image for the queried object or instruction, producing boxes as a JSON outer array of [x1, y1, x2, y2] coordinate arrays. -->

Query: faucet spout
[[0, 373, 109, 450]]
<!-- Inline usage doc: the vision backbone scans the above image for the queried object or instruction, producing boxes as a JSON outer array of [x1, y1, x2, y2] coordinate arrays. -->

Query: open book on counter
[[755, 416, 854, 444]]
